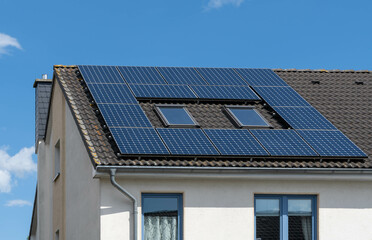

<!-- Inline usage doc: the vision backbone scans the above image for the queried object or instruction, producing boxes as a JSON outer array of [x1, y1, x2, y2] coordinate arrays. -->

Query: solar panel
[[195, 67, 248, 86], [157, 67, 207, 85], [250, 129, 318, 156], [98, 104, 152, 127], [190, 85, 261, 100], [86, 83, 137, 104], [117, 66, 166, 84], [110, 127, 169, 155], [78, 65, 125, 84], [297, 130, 367, 157], [157, 128, 219, 155], [253, 87, 311, 107], [204, 129, 268, 156], [234, 68, 288, 86], [129, 84, 197, 99], [274, 107, 337, 130]]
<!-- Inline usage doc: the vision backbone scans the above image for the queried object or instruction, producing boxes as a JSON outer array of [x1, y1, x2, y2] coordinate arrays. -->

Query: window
[[225, 106, 270, 128], [54, 140, 60, 181], [142, 193, 183, 240], [155, 104, 198, 127], [255, 195, 317, 240]]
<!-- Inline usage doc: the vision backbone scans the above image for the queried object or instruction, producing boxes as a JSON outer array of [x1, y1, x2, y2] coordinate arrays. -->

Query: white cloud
[[0, 33, 22, 55], [0, 170, 11, 193], [0, 146, 36, 193], [207, 0, 244, 9], [5, 199, 32, 207]]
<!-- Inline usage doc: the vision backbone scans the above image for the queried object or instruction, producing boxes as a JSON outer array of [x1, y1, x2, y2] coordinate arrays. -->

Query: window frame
[[155, 104, 199, 128], [254, 194, 317, 240], [142, 193, 183, 240], [224, 105, 271, 128], [53, 140, 61, 181]]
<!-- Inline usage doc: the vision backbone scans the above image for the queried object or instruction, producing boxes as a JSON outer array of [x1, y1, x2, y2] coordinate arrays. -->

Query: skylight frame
[[225, 105, 271, 128], [155, 104, 199, 128]]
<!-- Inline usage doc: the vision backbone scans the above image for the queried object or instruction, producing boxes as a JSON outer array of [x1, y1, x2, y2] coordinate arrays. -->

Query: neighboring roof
[[34, 78, 52, 146], [53, 66, 372, 169]]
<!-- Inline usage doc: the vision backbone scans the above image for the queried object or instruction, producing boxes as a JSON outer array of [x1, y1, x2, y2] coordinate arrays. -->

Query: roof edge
[[273, 68, 370, 73], [33, 78, 52, 88], [95, 166, 372, 181]]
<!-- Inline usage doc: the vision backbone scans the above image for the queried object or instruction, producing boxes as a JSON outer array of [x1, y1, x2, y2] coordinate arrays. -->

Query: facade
[[29, 66, 372, 240]]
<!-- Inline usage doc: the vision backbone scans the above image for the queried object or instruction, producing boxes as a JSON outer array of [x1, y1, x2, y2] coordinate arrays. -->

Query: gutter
[[96, 165, 372, 182], [109, 169, 138, 240]]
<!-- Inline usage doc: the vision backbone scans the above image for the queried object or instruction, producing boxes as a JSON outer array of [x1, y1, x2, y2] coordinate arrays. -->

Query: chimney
[[33, 74, 52, 150]]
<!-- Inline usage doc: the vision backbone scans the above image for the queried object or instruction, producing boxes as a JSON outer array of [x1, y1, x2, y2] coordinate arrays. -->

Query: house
[[29, 65, 372, 240]]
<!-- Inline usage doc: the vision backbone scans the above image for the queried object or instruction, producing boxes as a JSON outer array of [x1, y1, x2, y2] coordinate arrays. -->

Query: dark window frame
[[225, 105, 271, 128], [155, 104, 199, 128], [254, 194, 317, 240], [142, 193, 183, 240]]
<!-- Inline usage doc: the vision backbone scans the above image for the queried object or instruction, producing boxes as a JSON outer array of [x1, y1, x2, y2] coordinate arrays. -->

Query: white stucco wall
[[36, 137, 53, 240], [65, 102, 100, 239], [100, 175, 372, 240]]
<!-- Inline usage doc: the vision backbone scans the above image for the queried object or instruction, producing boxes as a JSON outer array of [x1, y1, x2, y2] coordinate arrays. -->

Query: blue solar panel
[[250, 129, 318, 156], [129, 84, 197, 99], [234, 68, 288, 86], [98, 104, 152, 127], [254, 87, 311, 107], [157, 128, 219, 155], [110, 127, 169, 155], [86, 83, 137, 104], [274, 107, 337, 130], [195, 67, 248, 86], [157, 67, 207, 85], [117, 66, 166, 84], [204, 129, 268, 156], [297, 130, 367, 157], [190, 85, 261, 100], [78, 65, 125, 84]]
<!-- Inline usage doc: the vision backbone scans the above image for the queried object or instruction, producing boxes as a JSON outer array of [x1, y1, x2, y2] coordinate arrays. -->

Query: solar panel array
[[117, 66, 166, 84], [157, 128, 219, 155], [157, 67, 207, 85], [77, 65, 367, 159], [110, 128, 169, 155], [79, 65, 125, 84], [235, 68, 288, 86], [297, 130, 367, 157], [274, 107, 337, 130], [129, 84, 197, 99], [196, 67, 249, 86], [204, 129, 268, 156], [254, 87, 311, 107], [98, 104, 152, 128], [250, 130, 318, 156], [86, 83, 138, 104], [190, 85, 261, 100]]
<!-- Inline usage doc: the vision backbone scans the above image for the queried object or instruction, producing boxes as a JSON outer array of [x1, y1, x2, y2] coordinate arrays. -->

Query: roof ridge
[[52, 65, 371, 74], [273, 68, 371, 73], [54, 65, 77, 69]]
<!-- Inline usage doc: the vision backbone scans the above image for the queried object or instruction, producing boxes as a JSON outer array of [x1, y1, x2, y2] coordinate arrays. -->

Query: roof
[[53, 66, 372, 169]]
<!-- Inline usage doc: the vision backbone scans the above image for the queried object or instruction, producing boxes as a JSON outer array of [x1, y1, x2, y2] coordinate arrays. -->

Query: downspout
[[109, 168, 138, 240]]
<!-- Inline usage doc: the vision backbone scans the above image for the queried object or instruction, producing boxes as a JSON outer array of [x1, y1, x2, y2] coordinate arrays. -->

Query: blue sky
[[0, 0, 371, 238]]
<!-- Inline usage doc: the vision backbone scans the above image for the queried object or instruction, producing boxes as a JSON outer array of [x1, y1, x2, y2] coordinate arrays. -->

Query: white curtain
[[144, 216, 177, 240], [301, 216, 312, 240]]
